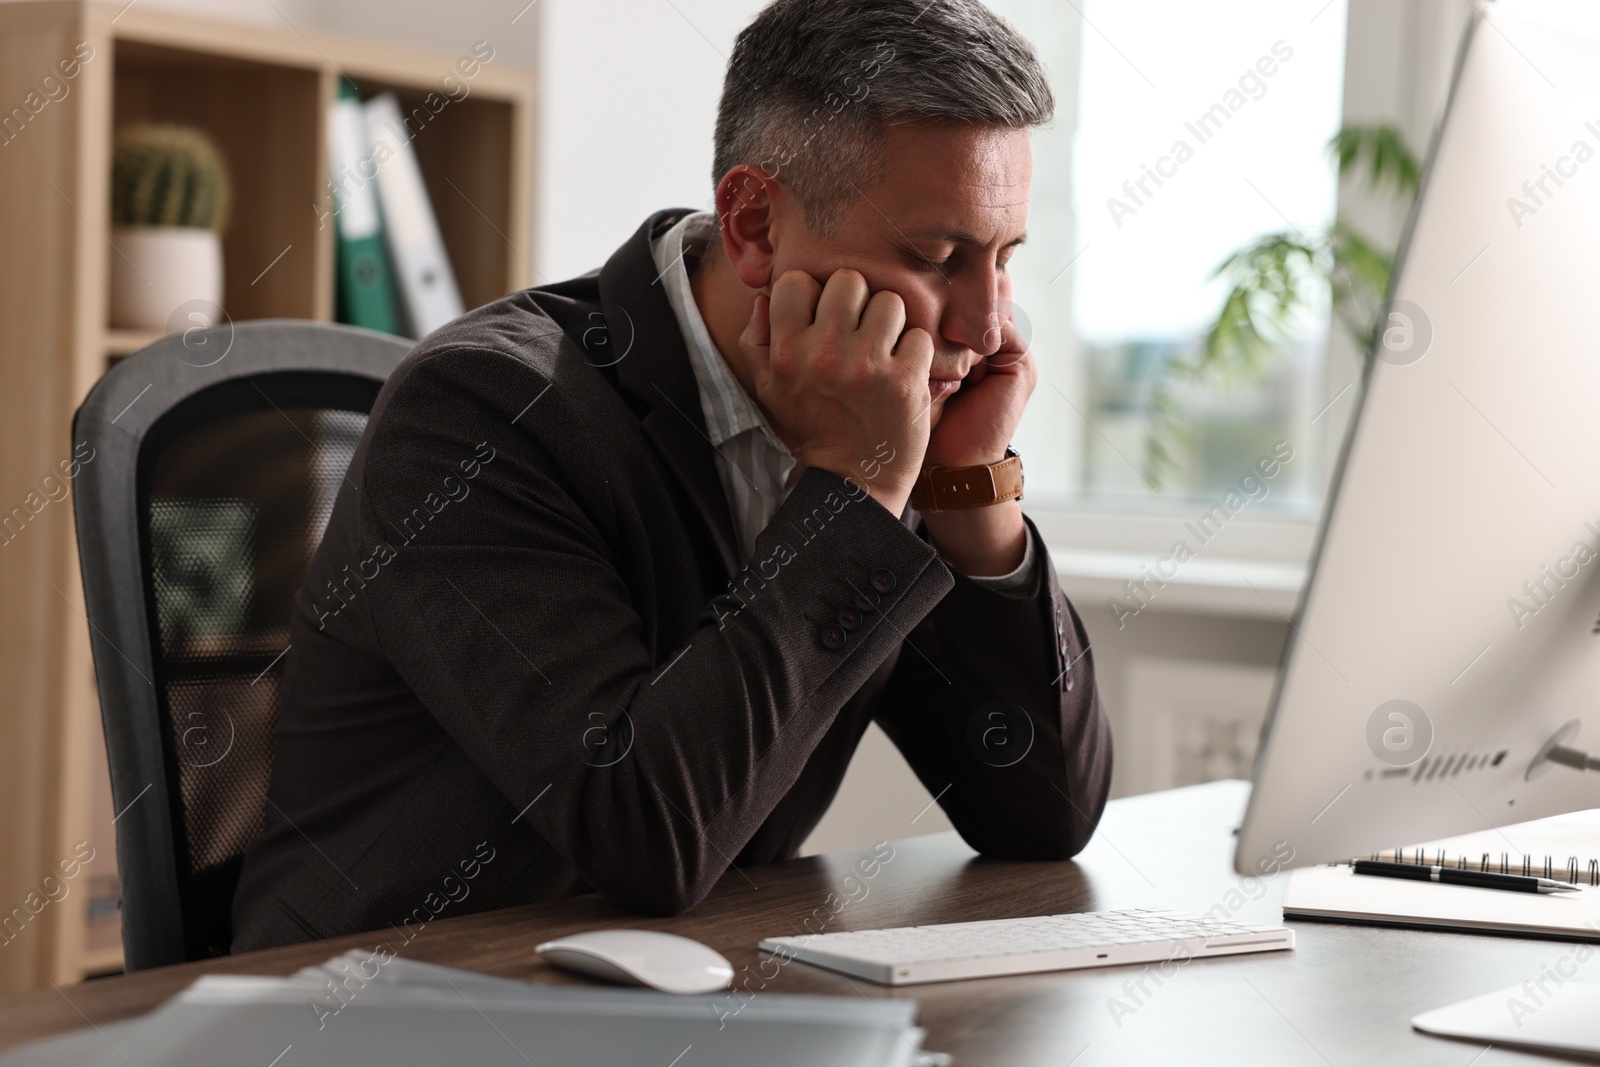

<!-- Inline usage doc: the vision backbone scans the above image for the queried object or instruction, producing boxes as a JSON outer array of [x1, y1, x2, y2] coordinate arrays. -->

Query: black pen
[[1352, 859, 1582, 895]]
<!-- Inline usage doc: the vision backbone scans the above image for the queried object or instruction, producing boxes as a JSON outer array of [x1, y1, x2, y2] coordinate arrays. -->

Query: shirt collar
[[650, 212, 790, 454]]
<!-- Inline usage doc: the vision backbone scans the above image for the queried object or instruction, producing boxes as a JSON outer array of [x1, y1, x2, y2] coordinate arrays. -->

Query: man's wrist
[[920, 500, 1027, 578], [966, 525, 1039, 594]]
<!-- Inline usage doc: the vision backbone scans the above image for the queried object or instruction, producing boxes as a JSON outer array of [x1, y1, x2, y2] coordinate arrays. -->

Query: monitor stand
[[1525, 721, 1600, 781], [1414, 981, 1600, 1058]]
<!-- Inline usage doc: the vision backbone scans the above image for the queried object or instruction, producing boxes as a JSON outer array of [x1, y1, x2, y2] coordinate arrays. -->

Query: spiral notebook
[[1282, 807, 1600, 941]]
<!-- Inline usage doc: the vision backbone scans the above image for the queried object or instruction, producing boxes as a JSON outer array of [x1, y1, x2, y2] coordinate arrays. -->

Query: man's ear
[[715, 163, 780, 291]]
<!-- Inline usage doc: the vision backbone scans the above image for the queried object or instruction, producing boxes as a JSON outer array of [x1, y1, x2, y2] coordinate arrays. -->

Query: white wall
[[530, 0, 768, 280]]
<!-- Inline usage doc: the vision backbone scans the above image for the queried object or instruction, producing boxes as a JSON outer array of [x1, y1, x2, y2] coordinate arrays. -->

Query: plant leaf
[[1327, 123, 1422, 200]]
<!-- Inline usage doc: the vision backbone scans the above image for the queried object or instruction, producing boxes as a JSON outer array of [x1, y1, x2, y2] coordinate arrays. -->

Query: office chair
[[72, 320, 411, 971]]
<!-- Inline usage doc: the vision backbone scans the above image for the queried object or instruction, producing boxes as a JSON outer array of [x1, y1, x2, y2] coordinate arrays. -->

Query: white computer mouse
[[535, 929, 734, 995]]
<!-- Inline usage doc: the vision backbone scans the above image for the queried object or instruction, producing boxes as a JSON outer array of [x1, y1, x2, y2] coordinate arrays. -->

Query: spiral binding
[[1364, 848, 1600, 886]]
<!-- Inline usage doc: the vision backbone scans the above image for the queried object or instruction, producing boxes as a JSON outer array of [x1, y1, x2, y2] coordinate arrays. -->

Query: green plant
[[1140, 123, 1422, 488], [110, 123, 232, 232]]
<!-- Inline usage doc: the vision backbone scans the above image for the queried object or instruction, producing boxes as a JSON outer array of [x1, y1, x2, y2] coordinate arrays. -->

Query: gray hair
[[712, 0, 1054, 236]]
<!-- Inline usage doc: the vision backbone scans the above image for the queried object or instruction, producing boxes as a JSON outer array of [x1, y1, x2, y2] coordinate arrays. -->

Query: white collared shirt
[[649, 211, 1035, 593]]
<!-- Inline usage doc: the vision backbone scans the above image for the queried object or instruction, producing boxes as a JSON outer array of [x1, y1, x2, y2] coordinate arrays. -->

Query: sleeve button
[[836, 607, 862, 631], [820, 623, 848, 650], [853, 589, 881, 613], [870, 568, 897, 594]]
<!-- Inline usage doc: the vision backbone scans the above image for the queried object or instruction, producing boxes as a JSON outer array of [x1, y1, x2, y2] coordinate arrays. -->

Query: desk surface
[[0, 780, 1583, 1064]]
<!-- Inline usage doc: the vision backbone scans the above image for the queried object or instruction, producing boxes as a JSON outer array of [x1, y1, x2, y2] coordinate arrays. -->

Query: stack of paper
[[2, 952, 947, 1066]]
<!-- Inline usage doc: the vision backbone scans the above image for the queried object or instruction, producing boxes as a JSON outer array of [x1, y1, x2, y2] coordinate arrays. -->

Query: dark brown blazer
[[230, 209, 1113, 952]]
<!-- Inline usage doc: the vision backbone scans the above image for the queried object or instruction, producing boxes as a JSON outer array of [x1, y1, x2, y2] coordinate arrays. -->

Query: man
[[232, 0, 1111, 951]]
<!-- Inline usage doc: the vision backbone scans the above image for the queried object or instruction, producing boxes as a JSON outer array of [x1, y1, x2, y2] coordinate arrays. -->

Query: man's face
[[766, 122, 1033, 423]]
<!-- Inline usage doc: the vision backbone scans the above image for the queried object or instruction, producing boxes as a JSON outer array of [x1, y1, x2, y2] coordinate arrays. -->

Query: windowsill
[[1030, 503, 1318, 620], [1050, 548, 1306, 618]]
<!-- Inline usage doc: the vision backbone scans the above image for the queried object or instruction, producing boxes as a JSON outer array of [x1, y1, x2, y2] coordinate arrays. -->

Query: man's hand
[[739, 269, 933, 515], [917, 307, 1035, 579], [924, 306, 1036, 469]]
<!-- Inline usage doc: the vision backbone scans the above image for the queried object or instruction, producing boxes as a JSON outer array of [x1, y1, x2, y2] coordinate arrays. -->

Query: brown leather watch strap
[[910, 447, 1024, 513]]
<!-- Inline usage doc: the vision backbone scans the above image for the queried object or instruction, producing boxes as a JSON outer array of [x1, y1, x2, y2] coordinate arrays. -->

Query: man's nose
[[941, 269, 1004, 356]]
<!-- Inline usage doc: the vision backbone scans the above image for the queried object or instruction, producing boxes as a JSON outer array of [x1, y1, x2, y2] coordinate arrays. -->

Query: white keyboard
[[758, 907, 1294, 986]]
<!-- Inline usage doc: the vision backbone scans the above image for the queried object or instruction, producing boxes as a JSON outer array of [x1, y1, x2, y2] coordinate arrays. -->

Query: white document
[[363, 92, 463, 338], [327, 90, 379, 241]]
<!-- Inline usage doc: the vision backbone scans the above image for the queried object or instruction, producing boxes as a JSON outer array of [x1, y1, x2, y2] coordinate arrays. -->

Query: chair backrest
[[72, 320, 411, 970]]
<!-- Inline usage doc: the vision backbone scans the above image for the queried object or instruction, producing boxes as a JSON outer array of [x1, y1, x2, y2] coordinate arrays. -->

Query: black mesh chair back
[[72, 321, 411, 970]]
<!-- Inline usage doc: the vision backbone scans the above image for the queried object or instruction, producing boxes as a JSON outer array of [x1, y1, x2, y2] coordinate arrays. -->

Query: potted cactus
[[108, 123, 232, 331]]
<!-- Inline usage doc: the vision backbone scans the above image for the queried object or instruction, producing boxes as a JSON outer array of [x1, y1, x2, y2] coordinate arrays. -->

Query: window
[[995, 0, 1348, 514]]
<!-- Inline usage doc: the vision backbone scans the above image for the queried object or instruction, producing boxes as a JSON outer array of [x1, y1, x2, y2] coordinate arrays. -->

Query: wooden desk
[[0, 780, 1581, 1064]]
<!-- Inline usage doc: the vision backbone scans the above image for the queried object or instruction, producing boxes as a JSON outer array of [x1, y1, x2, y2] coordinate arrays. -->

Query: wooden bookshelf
[[0, 1, 535, 993]]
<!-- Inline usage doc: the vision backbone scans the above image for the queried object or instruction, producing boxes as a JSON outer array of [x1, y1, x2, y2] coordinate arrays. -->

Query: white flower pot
[[109, 225, 224, 331]]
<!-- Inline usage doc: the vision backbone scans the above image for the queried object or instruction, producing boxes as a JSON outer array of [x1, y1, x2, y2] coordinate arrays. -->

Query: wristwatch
[[910, 445, 1024, 513]]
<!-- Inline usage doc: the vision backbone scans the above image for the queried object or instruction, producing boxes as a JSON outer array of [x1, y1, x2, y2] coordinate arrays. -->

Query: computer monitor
[[1236, 0, 1600, 876]]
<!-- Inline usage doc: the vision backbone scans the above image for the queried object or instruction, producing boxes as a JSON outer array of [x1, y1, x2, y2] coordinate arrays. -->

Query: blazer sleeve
[[357, 347, 956, 915], [871, 513, 1114, 859]]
